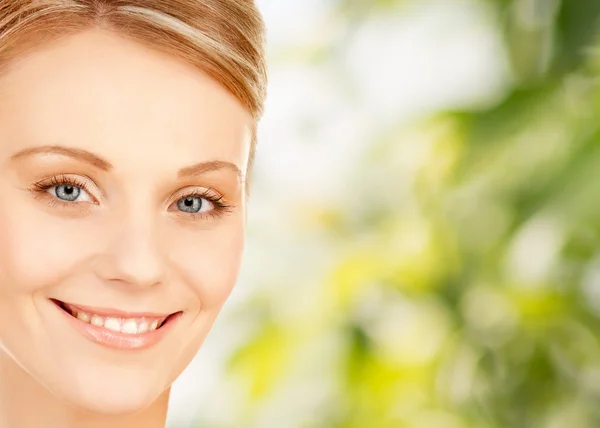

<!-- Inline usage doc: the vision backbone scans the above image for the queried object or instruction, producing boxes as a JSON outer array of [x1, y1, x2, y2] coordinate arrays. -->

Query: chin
[[58, 374, 169, 415], [33, 357, 175, 416], [68, 390, 164, 416]]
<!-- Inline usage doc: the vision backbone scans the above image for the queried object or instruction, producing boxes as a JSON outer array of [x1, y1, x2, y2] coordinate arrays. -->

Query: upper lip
[[50, 299, 177, 318]]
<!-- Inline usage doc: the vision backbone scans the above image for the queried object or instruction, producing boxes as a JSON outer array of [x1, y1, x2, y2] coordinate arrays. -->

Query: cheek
[[0, 200, 103, 293], [169, 220, 245, 309]]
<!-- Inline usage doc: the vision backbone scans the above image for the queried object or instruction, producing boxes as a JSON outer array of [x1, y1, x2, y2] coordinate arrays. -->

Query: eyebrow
[[177, 160, 243, 181], [10, 145, 113, 171], [10, 145, 244, 181]]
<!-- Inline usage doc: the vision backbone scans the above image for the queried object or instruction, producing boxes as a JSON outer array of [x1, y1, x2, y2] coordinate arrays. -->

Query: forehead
[[0, 29, 252, 172]]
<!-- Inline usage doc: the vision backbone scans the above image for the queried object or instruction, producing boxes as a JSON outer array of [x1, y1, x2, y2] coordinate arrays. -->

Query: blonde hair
[[0, 0, 267, 171]]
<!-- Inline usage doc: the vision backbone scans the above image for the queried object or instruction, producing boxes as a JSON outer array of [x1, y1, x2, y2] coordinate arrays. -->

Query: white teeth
[[104, 317, 121, 333], [121, 319, 138, 334], [138, 319, 149, 333], [91, 315, 104, 327], [68, 306, 168, 335]]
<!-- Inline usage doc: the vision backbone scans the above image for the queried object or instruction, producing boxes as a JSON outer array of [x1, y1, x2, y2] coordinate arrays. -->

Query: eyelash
[[28, 174, 233, 220]]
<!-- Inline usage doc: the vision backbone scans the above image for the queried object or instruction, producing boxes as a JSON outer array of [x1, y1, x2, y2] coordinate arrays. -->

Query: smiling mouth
[[50, 299, 181, 335]]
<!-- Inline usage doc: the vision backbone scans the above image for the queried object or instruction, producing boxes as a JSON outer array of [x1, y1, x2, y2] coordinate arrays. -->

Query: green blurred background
[[167, 0, 600, 426]]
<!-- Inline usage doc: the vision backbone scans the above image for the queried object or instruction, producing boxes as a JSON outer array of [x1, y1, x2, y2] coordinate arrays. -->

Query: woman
[[0, 1, 267, 427]]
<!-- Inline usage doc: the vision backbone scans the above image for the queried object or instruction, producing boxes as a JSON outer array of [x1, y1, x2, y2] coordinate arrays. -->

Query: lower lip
[[52, 301, 182, 351]]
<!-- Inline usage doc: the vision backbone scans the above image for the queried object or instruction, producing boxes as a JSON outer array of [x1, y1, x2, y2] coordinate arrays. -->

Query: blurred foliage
[[202, 0, 600, 427]]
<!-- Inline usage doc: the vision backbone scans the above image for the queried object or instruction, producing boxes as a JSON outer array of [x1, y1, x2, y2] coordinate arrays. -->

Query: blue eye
[[49, 184, 92, 202], [54, 184, 80, 201], [177, 196, 213, 213]]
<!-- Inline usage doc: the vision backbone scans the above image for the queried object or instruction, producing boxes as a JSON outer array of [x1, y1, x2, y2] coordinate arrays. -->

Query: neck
[[0, 351, 170, 428]]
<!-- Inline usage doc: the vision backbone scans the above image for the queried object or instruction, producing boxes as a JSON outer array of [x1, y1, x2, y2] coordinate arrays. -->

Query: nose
[[93, 215, 167, 289]]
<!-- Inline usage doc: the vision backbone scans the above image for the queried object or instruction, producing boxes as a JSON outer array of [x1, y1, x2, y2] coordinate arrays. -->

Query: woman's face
[[0, 29, 251, 414]]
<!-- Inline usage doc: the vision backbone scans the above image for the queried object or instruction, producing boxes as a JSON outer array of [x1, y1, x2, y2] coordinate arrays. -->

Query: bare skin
[[0, 28, 252, 428]]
